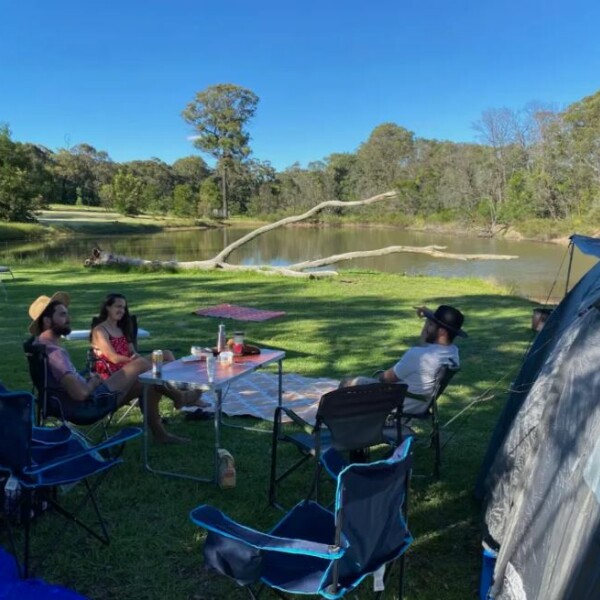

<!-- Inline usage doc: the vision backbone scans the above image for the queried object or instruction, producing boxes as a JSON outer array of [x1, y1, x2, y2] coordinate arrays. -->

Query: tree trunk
[[84, 191, 518, 276]]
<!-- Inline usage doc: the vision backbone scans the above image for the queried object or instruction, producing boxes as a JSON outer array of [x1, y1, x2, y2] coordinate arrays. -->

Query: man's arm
[[61, 372, 104, 402], [378, 368, 400, 383]]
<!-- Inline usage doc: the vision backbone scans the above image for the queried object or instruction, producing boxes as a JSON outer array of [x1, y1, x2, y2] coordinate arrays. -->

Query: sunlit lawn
[[0, 263, 536, 599]]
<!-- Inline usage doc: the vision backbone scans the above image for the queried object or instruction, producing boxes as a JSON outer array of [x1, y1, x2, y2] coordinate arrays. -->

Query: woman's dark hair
[[97, 293, 134, 342]]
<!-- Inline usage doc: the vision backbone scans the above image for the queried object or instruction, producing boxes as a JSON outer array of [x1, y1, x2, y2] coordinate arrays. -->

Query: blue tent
[[476, 235, 600, 599]]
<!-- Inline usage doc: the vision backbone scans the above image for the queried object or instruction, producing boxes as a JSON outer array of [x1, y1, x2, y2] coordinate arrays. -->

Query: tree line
[[2, 84, 600, 231]]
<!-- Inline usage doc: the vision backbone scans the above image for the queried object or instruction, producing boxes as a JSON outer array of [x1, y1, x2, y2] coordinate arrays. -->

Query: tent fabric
[[570, 234, 600, 258], [476, 252, 600, 600]]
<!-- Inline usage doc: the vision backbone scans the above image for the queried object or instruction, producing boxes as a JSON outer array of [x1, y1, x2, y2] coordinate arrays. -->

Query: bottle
[[217, 449, 236, 489], [217, 323, 226, 354], [152, 349, 163, 377]]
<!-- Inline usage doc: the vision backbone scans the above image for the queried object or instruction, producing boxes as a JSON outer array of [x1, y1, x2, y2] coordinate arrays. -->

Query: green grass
[[0, 264, 537, 599]]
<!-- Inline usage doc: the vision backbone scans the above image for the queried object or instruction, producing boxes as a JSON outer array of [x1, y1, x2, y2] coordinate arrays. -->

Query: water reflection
[[0, 227, 595, 301]]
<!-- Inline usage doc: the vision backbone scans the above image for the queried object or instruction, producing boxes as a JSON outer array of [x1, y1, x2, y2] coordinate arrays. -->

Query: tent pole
[[564, 240, 575, 298]]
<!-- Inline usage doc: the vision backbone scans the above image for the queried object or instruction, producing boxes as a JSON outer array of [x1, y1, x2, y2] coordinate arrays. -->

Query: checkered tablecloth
[[202, 371, 339, 424]]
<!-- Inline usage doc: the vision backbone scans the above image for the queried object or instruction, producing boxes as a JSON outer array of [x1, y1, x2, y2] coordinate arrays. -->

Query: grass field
[[0, 263, 536, 599]]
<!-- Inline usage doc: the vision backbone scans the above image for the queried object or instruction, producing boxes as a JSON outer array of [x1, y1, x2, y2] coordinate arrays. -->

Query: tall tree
[[0, 125, 47, 221], [182, 83, 259, 218]]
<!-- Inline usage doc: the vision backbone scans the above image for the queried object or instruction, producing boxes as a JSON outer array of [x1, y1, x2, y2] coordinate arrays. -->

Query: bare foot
[[154, 433, 191, 444]]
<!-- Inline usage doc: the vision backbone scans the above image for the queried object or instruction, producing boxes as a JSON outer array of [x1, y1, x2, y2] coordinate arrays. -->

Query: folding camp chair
[[269, 382, 407, 509], [0, 389, 141, 578], [23, 337, 121, 435], [388, 363, 459, 479], [0, 546, 88, 599], [191, 437, 414, 599]]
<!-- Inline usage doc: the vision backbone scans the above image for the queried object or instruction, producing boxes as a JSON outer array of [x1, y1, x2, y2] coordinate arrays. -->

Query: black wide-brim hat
[[422, 305, 467, 338]]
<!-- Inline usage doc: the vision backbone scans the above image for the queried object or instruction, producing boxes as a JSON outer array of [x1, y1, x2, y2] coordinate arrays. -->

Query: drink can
[[233, 331, 245, 356], [152, 349, 163, 377]]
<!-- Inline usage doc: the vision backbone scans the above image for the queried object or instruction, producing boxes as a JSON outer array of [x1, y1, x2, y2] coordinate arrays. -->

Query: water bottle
[[217, 323, 226, 354]]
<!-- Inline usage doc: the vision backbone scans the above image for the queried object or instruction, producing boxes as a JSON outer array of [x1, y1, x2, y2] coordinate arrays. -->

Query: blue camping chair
[[0, 389, 141, 577], [0, 547, 88, 599], [190, 437, 414, 599]]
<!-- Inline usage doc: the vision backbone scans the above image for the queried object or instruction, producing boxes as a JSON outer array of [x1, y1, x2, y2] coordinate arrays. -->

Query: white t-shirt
[[392, 343, 459, 396]]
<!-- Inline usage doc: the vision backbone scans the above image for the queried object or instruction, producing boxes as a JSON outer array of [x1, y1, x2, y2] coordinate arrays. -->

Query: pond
[[0, 227, 595, 302]]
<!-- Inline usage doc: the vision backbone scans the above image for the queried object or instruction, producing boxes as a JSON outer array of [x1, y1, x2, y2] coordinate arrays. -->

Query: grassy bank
[[3, 203, 596, 244], [0, 265, 535, 599]]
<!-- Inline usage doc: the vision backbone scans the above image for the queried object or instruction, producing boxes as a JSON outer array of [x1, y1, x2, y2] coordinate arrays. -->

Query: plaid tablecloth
[[201, 371, 339, 424]]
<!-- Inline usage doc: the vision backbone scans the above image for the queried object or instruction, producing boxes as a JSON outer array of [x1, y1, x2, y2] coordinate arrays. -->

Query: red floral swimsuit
[[94, 333, 132, 380]]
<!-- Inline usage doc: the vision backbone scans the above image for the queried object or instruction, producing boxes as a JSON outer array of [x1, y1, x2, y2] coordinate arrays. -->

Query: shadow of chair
[[269, 382, 408, 509], [388, 364, 459, 479], [0, 388, 141, 577], [191, 437, 414, 600]]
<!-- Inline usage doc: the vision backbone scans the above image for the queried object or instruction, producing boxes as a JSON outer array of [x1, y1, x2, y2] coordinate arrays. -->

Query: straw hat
[[28, 292, 70, 335]]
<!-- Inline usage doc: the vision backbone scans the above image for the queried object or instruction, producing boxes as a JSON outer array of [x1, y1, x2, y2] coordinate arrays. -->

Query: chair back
[[316, 383, 407, 452], [23, 336, 54, 421], [0, 390, 33, 473], [325, 438, 414, 592]]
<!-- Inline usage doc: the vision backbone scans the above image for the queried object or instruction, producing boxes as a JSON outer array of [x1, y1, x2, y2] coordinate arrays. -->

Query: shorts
[[60, 383, 119, 425]]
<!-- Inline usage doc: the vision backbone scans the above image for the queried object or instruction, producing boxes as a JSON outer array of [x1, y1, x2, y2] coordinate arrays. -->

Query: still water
[[1, 227, 595, 301]]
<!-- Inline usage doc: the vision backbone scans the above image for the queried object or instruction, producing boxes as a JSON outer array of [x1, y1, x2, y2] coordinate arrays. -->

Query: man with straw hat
[[340, 304, 467, 396], [29, 292, 189, 444]]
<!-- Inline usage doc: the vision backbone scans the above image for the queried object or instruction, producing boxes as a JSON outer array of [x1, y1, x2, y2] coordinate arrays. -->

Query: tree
[[356, 123, 415, 197], [182, 83, 259, 218], [110, 170, 144, 216], [0, 125, 46, 221], [172, 156, 210, 190]]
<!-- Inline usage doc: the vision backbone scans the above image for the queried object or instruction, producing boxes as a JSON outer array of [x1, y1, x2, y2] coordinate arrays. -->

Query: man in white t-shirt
[[339, 305, 466, 397]]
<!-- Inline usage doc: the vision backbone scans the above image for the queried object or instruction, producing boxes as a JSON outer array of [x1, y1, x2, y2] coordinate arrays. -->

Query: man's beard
[[51, 324, 72, 336]]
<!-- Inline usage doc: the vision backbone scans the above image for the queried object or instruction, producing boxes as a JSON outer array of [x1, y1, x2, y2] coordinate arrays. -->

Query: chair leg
[[432, 417, 441, 479]]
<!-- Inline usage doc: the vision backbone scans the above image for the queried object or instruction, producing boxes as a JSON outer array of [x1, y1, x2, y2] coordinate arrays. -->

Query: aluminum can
[[152, 349, 163, 377]]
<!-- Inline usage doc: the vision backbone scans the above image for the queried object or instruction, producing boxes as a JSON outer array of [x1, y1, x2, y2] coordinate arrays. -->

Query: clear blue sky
[[2, 0, 599, 171]]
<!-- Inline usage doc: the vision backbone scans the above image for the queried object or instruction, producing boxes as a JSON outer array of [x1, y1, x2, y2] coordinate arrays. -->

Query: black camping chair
[[269, 382, 408, 509], [0, 388, 141, 578], [23, 337, 121, 438], [191, 436, 414, 600], [387, 363, 459, 479]]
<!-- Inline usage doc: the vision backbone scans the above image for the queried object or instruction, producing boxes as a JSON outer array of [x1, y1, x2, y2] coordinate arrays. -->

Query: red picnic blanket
[[193, 303, 286, 322]]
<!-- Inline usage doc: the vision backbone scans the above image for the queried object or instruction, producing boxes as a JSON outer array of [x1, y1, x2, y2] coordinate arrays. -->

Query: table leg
[[214, 388, 222, 484], [142, 383, 213, 483]]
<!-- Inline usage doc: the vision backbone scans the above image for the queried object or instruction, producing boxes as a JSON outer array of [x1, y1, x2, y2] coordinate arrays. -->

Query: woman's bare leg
[[104, 358, 190, 443]]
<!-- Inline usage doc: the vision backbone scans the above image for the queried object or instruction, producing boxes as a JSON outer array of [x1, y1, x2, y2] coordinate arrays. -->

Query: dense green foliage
[[0, 264, 534, 599], [4, 88, 600, 231]]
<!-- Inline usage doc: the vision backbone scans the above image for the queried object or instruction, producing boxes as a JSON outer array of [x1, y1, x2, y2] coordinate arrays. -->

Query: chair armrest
[[24, 427, 142, 476], [321, 448, 348, 479], [275, 406, 315, 435], [190, 505, 346, 558]]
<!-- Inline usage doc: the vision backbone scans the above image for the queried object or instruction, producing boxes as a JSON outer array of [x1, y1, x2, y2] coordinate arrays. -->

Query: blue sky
[[2, 0, 599, 171]]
